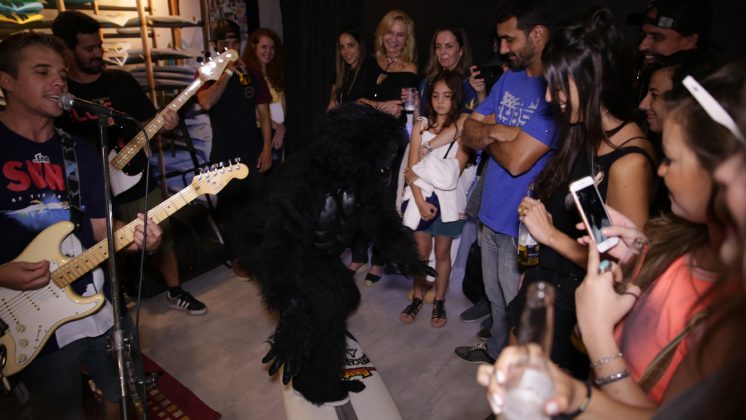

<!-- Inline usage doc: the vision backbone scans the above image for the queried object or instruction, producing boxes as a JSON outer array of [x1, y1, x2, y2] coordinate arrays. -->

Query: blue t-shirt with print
[[0, 122, 107, 351], [474, 70, 556, 238]]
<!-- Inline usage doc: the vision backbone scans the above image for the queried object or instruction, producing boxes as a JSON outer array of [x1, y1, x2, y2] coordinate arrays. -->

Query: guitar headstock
[[199, 49, 239, 81], [192, 160, 249, 195]]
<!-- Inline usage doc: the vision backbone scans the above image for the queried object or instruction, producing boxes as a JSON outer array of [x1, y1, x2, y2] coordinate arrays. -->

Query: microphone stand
[[95, 110, 136, 419]]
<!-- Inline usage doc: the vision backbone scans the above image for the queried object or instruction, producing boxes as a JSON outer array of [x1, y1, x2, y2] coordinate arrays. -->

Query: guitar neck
[[51, 183, 201, 288], [110, 78, 205, 170]]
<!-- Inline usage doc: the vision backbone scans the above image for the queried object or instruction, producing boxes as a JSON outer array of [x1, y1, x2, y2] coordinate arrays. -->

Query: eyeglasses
[[682, 75, 745, 144]]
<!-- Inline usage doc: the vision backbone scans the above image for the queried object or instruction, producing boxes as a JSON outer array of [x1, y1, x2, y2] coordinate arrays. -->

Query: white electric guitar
[[109, 49, 238, 197], [0, 162, 248, 377]]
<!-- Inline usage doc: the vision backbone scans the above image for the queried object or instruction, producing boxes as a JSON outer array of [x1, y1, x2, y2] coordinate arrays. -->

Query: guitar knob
[[17, 353, 27, 364], [18, 339, 28, 348], [16, 325, 25, 333]]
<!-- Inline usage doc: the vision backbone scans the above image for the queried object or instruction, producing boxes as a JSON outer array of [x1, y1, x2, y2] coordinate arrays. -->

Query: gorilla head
[[309, 103, 404, 188]]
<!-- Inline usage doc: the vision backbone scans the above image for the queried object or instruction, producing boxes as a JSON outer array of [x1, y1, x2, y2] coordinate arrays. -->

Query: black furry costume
[[234, 104, 434, 404]]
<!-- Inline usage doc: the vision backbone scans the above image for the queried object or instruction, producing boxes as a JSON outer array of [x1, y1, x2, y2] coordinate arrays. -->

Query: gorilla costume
[[233, 103, 434, 405]]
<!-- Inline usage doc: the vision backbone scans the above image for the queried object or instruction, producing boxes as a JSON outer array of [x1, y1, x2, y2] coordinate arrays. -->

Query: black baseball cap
[[628, 0, 712, 36]]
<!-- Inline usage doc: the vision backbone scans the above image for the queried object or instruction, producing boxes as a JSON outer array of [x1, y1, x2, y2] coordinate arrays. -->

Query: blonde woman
[[352, 10, 419, 286]]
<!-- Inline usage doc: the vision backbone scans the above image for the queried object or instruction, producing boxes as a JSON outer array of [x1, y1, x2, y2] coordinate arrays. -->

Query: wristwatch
[[422, 141, 432, 151]]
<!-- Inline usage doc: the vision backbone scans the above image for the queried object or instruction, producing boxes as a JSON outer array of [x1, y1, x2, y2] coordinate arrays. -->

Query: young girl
[[400, 70, 474, 328]]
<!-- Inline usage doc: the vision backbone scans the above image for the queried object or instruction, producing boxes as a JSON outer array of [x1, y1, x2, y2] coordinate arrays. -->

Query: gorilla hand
[[262, 300, 314, 384]]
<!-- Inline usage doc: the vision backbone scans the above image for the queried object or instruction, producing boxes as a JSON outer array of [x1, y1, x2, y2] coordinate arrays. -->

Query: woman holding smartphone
[[478, 60, 745, 416], [515, 8, 655, 377]]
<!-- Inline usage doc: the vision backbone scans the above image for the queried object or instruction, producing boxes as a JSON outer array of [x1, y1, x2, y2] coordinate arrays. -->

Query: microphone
[[58, 92, 138, 122]]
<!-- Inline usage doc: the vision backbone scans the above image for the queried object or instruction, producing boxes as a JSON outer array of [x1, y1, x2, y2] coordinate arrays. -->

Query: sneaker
[[167, 290, 207, 315], [454, 342, 495, 364], [460, 299, 491, 323]]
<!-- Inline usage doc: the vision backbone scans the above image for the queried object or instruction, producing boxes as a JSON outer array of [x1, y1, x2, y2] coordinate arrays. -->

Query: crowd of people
[[1, 0, 743, 416]]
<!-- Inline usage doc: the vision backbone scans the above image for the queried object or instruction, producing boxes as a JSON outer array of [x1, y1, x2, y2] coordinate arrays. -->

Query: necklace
[[377, 54, 400, 85]]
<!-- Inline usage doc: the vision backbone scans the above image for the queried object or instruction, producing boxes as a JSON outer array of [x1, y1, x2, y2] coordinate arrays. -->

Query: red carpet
[[142, 354, 221, 419]]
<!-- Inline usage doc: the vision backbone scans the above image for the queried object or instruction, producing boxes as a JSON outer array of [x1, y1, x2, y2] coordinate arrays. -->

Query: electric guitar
[[0, 162, 248, 377], [109, 49, 239, 197]]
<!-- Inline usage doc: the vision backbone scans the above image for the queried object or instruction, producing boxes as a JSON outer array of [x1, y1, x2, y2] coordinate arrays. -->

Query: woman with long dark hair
[[328, 26, 367, 111], [478, 60, 746, 418], [516, 7, 656, 376]]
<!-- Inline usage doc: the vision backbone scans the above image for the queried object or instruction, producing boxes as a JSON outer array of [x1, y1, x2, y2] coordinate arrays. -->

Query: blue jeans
[[481, 225, 521, 359]]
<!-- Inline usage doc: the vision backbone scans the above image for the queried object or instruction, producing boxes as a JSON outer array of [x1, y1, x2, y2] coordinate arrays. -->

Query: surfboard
[[283, 333, 402, 420]]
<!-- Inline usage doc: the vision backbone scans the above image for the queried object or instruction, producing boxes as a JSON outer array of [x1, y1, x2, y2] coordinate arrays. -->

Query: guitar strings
[[0, 168, 230, 320]]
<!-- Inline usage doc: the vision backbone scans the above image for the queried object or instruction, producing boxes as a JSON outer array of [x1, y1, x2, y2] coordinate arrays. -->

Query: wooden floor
[[135, 263, 492, 420]]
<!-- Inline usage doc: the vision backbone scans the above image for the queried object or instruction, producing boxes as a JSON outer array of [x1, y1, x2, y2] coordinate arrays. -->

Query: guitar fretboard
[[51, 181, 202, 287], [109, 78, 204, 170]]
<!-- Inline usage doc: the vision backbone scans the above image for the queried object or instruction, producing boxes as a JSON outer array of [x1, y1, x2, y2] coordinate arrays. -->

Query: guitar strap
[[58, 129, 83, 231]]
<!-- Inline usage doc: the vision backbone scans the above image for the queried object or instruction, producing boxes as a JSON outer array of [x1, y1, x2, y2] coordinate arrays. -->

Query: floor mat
[[141, 354, 221, 419]]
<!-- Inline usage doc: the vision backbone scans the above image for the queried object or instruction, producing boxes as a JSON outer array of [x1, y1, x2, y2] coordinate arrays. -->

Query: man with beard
[[454, 0, 556, 364], [633, 0, 712, 104], [637, 0, 711, 67], [52, 11, 207, 314]]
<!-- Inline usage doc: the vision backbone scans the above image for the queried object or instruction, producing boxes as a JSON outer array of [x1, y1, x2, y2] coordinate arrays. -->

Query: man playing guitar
[[0, 32, 163, 419], [52, 11, 207, 315]]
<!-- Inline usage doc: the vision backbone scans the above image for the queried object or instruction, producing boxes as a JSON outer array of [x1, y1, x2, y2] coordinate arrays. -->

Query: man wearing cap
[[638, 0, 712, 65], [196, 19, 272, 277]]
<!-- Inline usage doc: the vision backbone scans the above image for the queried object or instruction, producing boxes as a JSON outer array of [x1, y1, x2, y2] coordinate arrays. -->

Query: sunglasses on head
[[682, 75, 745, 144]]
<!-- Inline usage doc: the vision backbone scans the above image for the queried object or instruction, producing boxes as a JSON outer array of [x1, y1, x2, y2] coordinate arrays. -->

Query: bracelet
[[422, 141, 432, 151], [224, 69, 234, 78], [594, 369, 631, 386], [566, 381, 592, 418], [590, 352, 623, 369]]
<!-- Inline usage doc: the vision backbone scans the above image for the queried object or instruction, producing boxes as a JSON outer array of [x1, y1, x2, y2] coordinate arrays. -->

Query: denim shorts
[[422, 216, 466, 238]]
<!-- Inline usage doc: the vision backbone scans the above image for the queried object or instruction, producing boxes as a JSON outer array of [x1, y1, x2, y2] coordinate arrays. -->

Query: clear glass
[[502, 282, 555, 420], [404, 87, 417, 112]]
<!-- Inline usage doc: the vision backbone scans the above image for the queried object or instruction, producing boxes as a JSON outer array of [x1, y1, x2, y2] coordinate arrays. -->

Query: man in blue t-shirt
[[454, 0, 557, 364], [0, 33, 162, 418]]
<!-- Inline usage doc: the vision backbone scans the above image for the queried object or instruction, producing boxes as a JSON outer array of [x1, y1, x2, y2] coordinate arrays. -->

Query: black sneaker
[[454, 342, 495, 364], [167, 290, 207, 315], [460, 299, 491, 323]]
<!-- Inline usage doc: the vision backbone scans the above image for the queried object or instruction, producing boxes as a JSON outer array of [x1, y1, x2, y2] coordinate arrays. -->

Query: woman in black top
[[515, 8, 656, 377], [328, 26, 368, 110], [350, 10, 418, 284], [357, 9, 418, 121]]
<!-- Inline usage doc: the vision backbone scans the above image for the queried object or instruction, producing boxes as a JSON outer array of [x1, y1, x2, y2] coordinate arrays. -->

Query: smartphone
[[476, 64, 503, 91], [569, 176, 619, 253]]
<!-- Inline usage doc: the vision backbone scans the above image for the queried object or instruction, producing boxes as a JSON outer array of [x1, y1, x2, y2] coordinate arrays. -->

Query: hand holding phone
[[569, 176, 619, 253]]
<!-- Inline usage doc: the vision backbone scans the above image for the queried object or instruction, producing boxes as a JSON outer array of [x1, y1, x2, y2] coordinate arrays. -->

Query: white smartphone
[[569, 176, 619, 253]]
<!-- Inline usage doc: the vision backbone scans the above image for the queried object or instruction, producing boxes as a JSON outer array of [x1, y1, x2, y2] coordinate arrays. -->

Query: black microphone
[[58, 92, 138, 122]]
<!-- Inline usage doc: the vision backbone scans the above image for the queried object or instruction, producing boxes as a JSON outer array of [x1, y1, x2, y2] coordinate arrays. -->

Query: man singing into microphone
[[0, 32, 163, 419], [52, 11, 207, 315]]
